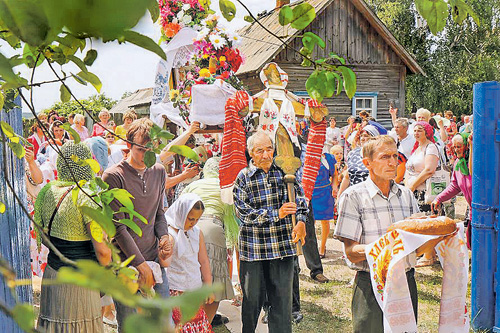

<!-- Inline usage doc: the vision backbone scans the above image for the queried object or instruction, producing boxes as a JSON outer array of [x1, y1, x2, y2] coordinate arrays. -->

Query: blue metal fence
[[0, 98, 33, 332]]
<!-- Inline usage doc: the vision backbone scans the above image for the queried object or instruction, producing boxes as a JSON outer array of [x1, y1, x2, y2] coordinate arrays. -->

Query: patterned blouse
[[346, 147, 369, 186]]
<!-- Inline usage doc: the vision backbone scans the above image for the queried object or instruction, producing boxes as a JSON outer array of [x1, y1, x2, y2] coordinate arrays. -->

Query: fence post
[[471, 81, 500, 331], [0, 98, 33, 332]]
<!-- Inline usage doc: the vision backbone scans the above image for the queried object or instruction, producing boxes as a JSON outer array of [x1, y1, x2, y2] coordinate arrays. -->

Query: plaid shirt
[[233, 162, 308, 261], [334, 177, 419, 272]]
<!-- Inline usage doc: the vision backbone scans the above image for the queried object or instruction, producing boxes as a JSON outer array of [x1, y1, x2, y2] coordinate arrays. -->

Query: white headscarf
[[165, 193, 203, 257]]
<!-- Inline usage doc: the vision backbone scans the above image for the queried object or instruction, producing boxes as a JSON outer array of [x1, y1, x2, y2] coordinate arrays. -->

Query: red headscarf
[[411, 121, 436, 154]]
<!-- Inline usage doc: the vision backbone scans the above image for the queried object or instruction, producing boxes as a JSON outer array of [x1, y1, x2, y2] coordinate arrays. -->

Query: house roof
[[109, 88, 153, 114], [236, 0, 424, 76]]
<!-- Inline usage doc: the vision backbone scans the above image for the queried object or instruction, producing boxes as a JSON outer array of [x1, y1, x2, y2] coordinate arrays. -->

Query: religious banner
[[365, 223, 469, 332]]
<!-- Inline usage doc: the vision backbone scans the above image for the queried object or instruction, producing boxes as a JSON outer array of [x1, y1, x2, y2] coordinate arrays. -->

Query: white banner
[[365, 223, 469, 333]]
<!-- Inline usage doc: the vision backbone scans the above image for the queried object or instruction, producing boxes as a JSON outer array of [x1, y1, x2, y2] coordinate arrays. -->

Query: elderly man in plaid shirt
[[233, 131, 307, 333], [334, 136, 449, 332]]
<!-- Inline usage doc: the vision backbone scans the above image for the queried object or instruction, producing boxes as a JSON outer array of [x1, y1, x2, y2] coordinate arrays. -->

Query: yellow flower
[[169, 89, 180, 101], [199, 68, 211, 78], [219, 56, 226, 62], [202, 54, 209, 59]]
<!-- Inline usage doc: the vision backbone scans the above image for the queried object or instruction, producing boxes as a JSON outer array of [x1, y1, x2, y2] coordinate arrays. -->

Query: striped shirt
[[334, 177, 419, 272], [233, 162, 308, 261]]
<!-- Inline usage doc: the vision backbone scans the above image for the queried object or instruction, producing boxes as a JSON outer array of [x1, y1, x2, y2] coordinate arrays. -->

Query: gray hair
[[73, 114, 85, 124], [99, 108, 110, 118], [394, 117, 409, 128], [247, 131, 274, 153]]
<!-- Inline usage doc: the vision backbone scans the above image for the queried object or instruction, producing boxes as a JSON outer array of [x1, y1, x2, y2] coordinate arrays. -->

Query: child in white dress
[[163, 193, 214, 333]]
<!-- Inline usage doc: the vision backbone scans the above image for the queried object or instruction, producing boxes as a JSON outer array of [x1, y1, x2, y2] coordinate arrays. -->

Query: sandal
[[319, 253, 326, 259]]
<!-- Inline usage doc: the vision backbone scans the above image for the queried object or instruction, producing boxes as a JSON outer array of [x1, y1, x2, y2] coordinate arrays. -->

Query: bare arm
[[26, 151, 43, 184], [409, 154, 439, 191], [159, 122, 200, 162], [339, 237, 366, 263], [337, 171, 350, 198], [198, 231, 212, 285], [165, 165, 200, 190]]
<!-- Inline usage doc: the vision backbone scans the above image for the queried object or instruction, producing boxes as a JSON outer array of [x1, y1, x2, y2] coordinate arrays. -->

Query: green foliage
[[77, 71, 102, 93], [59, 84, 71, 103], [290, 3, 316, 30], [11, 304, 35, 333], [83, 49, 98, 66], [61, 123, 80, 144], [43, 94, 116, 118], [219, 0, 236, 22], [122, 30, 166, 61], [168, 145, 200, 162], [414, 0, 448, 35], [279, 5, 294, 26]]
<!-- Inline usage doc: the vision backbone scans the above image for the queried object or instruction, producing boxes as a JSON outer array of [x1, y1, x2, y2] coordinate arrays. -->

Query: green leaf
[[61, 122, 80, 144], [95, 177, 109, 190], [80, 205, 116, 237], [143, 150, 156, 168], [7, 141, 25, 158], [85, 158, 101, 174], [117, 207, 148, 224], [59, 84, 71, 103], [77, 71, 102, 93], [0, 52, 18, 83], [305, 70, 322, 102], [338, 66, 357, 99], [122, 30, 166, 60], [302, 32, 325, 50], [243, 15, 254, 23], [108, 188, 134, 210], [415, 0, 448, 35], [12, 303, 35, 332], [450, 0, 479, 25], [72, 73, 87, 86], [58, 260, 138, 307], [168, 145, 199, 162], [23, 44, 43, 68], [71, 186, 80, 205], [83, 49, 98, 66], [325, 72, 336, 98], [219, 0, 236, 22], [0, 0, 50, 47], [0, 201, 5, 214], [279, 5, 294, 26], [118, 218, 142, 237], [67, 55, 88, 74], [330, 53, 346, 65], [0, 121, 15, 139], [290, 3, 316, 30], [148, 0, 160, 22], [89, 220, 104, 242]]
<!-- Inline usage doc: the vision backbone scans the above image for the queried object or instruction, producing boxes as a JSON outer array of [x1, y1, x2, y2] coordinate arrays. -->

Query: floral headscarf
[[454, 133, 470, 176], [411, 121, 436, 154]]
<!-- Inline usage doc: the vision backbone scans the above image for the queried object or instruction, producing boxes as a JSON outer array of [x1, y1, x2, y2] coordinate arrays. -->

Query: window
[[352, 92, 378, 119]]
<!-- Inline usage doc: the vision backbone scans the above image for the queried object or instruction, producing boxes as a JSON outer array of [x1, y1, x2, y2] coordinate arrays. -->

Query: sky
[[2, 0, 277, 113]]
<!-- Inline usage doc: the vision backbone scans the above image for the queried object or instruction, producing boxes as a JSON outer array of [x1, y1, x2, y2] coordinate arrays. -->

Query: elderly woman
[[182, 157, 238, 325], [92, 108, 111, 137], [338, 124, 380, 197], [432, 133, 472, 248], [35, 142, 111, 332], [71, 114, 90, 141]]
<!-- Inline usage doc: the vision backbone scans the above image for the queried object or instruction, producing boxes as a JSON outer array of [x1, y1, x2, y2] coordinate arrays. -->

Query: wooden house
[[236, 0, 424, 126]]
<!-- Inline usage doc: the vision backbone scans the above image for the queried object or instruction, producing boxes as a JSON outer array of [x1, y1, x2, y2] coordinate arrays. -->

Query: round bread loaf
[[387, 216, 457, 235]]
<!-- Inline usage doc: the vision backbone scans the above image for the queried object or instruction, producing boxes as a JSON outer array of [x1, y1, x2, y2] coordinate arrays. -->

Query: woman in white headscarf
[[182, 157, 237, 325], [165, 193, 213, 333]]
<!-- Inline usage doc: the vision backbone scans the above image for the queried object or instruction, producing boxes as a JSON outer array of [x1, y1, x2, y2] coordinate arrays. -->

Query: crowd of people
[[23, 105, 473, 333]]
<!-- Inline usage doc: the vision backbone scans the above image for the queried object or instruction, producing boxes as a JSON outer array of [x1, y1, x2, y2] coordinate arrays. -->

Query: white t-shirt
[[405, 143, 439, 190], [398, 134, 416, 159], [325, 127, 341, 146]]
